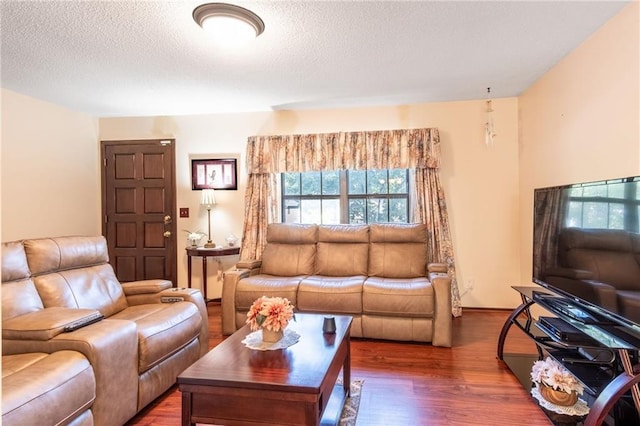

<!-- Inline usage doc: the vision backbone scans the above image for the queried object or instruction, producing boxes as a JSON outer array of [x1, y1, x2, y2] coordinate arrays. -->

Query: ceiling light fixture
[[193, 3, 264, 42]]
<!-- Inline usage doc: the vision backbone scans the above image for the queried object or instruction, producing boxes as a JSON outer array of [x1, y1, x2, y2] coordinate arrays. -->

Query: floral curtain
[[240, 128, 461, 316]]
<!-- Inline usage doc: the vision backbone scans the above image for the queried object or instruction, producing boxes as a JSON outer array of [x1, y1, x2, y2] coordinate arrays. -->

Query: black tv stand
[[498, 286, 640, 426]]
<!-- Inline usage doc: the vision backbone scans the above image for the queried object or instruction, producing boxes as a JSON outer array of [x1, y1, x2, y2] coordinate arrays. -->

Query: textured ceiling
[[0, 1, 631, 117]]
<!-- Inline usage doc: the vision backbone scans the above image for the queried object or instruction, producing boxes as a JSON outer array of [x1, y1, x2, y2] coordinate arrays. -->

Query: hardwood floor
[[126, 304, 551, 425]]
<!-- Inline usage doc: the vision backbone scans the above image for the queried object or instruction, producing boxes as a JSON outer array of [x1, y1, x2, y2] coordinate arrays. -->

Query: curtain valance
[[246, 128, 440, 174]]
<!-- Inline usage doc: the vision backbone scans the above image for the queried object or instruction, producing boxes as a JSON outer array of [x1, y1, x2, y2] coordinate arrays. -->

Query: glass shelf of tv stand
[[511, 314, 617, 396], [501, 288, 621, 392]]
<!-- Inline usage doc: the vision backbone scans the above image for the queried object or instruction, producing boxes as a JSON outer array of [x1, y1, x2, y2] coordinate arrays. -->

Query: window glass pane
[[367, 198, 388, 223], [283, 173, 300, 195], [583, 202, 608, 228], [321, 199, 340, 224], [283, 199, 300, 223], [566, 201, 583, 227], [348, 170, 366, 195], [568, 187, 583, 197], [322, 171, 340, 195], [300, 199, 321, 224], [388, 169, 407, 194], [301, 172, 321, 195], [349, 199, 366, 224], [389, 198, 408, 222], [367, 170, 387, 194], [582, 185, 606, 198], [609, 203, 624, 229], [607, 182, 624, 199]]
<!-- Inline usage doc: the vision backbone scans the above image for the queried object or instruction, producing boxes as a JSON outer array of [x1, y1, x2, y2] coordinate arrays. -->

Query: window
[[282, 169, 410, 224], [565, 180, 639, 231]]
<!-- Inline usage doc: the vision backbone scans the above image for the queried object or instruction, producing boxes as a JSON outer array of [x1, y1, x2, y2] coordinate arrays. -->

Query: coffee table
[[178, 313, 353, 426]]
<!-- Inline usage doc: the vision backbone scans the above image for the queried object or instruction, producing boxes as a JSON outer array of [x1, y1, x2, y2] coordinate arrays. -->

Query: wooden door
[[101, 139, 177, 285]]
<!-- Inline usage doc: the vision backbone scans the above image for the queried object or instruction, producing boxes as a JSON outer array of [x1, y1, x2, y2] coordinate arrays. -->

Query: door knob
[[163, 231, 171, 238], [164, 215, 172, 224]]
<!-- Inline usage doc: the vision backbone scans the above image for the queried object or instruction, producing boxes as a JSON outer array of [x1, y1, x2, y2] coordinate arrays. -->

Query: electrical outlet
[[465, 278, 474, 291], [179, 208, 189, 218]]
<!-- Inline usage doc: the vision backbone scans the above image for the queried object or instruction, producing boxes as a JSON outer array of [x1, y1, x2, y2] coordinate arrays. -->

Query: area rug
[[338, 378, 364, 426]]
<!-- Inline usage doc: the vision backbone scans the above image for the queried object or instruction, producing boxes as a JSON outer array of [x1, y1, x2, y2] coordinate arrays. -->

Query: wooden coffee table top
[[178, 313, 352, 393]]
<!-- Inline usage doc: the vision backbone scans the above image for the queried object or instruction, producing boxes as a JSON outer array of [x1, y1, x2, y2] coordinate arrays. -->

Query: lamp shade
[[200, 188, 216, 207]]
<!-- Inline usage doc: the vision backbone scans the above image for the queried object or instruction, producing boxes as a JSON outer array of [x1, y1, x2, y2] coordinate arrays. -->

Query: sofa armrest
[[236, 259, 262, 271], [121, 279, 173, 297], [3, 319, 139, 426], [160, 288, 209, 357], [2, 307, 103, 341], [428, 271, 452, 347], [427, 263, 448, 273], [222, 268, 252, 335], [123, 287, 209, 357]]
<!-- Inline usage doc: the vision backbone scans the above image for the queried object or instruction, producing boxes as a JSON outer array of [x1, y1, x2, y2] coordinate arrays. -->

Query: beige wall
[[1, 89, 101, 241], [518, 2, 640, 293], [100, 98, 521, 303]]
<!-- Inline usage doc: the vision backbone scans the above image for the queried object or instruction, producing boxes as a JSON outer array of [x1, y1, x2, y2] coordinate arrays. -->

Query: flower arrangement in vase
[[184, 230, 205, 248], [246, 296, 295, 342], [530, 356, 584, 406]]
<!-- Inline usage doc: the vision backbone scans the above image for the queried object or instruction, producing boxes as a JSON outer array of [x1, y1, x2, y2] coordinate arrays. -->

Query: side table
[[186, 246, 240, 302]]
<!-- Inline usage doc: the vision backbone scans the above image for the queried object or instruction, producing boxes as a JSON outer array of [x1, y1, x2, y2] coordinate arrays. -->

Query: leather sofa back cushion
[[24, 236, 109, 275], [2, 279, 44, 321], [266, 223, 318, 244], [33, 264, 128, 317], [261, 223, 318, 276], [369, 223, 428, 278], [2, 242, 31, 282], [315, 224, 369, 276], [260, 244, 316, 276]]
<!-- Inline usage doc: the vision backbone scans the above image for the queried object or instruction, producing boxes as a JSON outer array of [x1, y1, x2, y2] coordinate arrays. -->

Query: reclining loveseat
[[2, 236, 209, 426], [222, 223, 452, 346]]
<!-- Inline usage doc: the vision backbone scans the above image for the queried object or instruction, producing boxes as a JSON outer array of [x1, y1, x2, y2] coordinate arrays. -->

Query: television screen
[[532, 175, 640, 331]]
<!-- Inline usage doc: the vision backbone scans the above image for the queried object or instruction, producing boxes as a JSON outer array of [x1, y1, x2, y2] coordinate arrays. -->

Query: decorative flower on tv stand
[[530, 356, 584, 405], [246, 296, 295, 332]]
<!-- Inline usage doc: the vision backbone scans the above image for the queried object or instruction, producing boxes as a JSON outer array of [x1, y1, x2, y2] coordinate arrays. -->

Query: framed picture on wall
[[191, 158, 237, 190]]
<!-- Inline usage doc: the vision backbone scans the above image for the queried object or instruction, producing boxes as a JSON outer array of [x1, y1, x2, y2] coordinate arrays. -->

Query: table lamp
[[200, 188, 216, 248]]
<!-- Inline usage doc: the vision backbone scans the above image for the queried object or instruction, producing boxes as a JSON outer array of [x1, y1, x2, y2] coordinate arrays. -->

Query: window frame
[[281, 169, 410, 224]]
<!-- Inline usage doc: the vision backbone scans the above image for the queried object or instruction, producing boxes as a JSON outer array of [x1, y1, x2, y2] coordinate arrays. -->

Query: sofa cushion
[[33, 264, 128, 317], [260, 223, 318, 277], [24, 236, 109, 275], [369, 223, 428, 278], [363, 277, 434, 317], [1, 241, 31, 282], [2, 279, 44, 321], [315, 225, 369, 276], [298, 275, 364, 314], [235, 275, 301, 310], [109, 302, 201, 373], [2, 351, 95, 426]]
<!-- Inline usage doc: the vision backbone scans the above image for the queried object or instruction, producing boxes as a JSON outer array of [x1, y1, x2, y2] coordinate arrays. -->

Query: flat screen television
[[532, 175, 640, 338]]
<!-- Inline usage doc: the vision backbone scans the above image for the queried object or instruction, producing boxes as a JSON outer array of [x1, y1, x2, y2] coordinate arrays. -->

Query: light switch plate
[[179, 208, 189, 218]]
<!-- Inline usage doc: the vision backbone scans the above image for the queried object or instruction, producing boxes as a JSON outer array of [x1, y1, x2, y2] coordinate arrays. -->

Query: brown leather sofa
[[2, 236, 209, 426], [222, 223, 452, 347], [543, 228, 640, 323]]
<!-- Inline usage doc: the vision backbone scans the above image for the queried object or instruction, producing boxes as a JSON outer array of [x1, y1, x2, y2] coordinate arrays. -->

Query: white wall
[[100, 98, 521, 304], [518, 2, 640, 289], [1, 89, 101, 241]]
